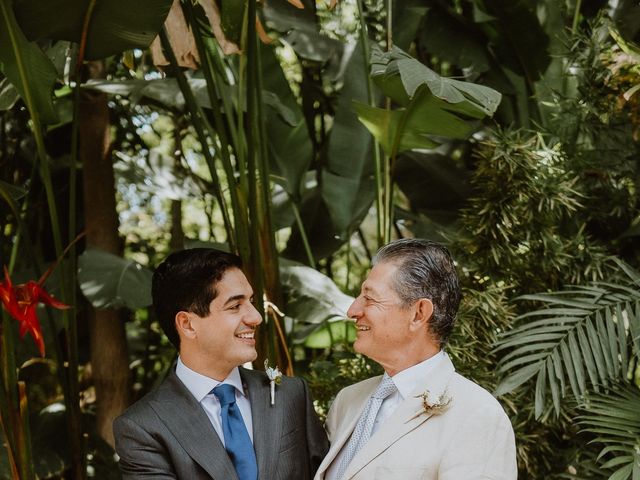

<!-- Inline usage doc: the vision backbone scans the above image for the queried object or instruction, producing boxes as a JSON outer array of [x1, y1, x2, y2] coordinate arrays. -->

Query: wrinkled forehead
[[362, 261, 401, 297]]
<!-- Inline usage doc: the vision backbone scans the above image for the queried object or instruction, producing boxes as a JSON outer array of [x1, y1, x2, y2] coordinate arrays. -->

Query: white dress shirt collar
[[176, 357, 246, 402], [389, 350, 445, 400]]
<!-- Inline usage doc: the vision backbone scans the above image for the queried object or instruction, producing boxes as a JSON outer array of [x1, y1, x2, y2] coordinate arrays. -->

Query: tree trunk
[[80, 61, 130, 448]]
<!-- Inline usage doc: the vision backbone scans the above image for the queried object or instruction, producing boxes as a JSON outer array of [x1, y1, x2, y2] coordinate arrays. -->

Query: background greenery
[[1, 0, 639, 478]]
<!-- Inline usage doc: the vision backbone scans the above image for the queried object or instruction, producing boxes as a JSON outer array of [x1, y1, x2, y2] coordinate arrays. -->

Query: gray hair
[[374, 238, 461, 346]]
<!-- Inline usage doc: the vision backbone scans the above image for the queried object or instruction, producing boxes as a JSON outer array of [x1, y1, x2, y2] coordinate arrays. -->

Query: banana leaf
[[13, 0, 172, 59]]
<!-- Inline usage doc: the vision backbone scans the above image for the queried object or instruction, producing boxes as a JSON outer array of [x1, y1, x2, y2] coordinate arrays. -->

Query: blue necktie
[[211, 384, 258, 480]]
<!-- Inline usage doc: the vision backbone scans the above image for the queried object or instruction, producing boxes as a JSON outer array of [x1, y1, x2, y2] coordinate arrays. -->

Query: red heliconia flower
[[0, 266, 70, 357]]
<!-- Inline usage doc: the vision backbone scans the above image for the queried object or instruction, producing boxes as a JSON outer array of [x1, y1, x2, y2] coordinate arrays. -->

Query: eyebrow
[[362, 285, 380, 297], [222, 294, 249, 306]]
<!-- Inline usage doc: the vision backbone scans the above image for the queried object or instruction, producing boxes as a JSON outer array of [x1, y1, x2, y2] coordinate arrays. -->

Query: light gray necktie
[[334, 375, 397, 480]]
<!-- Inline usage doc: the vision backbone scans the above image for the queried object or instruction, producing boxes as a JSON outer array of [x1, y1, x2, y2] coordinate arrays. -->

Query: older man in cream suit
[[315, 239, 517, 480]]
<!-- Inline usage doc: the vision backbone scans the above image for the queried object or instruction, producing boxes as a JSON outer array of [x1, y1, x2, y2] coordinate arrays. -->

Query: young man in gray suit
[[114, 248, 328, 479]]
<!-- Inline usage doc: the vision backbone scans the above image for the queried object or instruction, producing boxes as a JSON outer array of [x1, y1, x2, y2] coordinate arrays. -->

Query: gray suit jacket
[[113, 366, 328, 479]]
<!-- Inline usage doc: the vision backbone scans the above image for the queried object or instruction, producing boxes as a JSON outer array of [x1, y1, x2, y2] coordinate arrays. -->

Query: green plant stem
[[571, 0, 582, 34], [356, 0, 383, 248], [383, 0, 393, 243], [291, 199, 316, 268], [244, 0, 266, 309], [159, 28, 236, 251]]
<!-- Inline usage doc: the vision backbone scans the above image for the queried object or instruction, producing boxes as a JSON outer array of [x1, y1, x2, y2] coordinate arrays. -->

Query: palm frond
[[495, 273, 640, 418], [578, 385, 640, 480]]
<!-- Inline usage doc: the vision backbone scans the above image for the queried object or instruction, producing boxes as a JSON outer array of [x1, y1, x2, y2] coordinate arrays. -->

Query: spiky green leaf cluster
[[458, 129, 610, 294], [496, 259, 640, 479], [578, 386, 640, 480]]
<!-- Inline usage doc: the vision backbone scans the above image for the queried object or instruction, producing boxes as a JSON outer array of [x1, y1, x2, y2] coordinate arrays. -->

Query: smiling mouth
[[356, 325, 370, 331], [235, 331, 255, 339]]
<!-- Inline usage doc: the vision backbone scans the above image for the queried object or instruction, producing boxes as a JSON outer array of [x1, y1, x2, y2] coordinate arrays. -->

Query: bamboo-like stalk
[[244, 0, 266, 306], [63, 3, 98, 476], [253, 28, 281, 302], [182, 1, 250, 260]]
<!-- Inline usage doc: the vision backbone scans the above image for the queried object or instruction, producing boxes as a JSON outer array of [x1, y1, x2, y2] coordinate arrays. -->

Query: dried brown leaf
[[150, 0, 200, 69], [199, 0, 242, 55]]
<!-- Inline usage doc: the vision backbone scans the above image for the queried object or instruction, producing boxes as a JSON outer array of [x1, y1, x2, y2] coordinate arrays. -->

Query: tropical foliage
[[1, 0, 640, 478], [496, 260, 640, 479]]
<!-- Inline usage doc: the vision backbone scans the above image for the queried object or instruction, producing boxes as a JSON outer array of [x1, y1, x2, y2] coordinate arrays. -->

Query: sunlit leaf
[[78, 248, 152, 310], [0, 0, 58, 125]]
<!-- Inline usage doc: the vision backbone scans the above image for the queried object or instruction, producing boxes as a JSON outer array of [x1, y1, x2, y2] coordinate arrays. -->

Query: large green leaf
[[284, 174, 374, 261], [371, 46, 501, 115], [303, 320, 356, 349], [83, 77, 211, 111], [321, 39, 375, 233], [263, 0, 342, 65], [279, 258, 353, 343], [394, 150, 472, 234], [356, 46, 501, 157], [419, 4, 490, 74], [261, 43, 313, 200], [481, 0, 551, 84], [0, 0, 58, 124], [13, 0, 172, 60], [78, 248, 153, 310], [392, 1, 427, 52]]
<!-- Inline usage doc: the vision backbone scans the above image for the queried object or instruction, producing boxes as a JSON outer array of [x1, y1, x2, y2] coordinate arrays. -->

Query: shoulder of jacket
[[448, 372, 508, 416]]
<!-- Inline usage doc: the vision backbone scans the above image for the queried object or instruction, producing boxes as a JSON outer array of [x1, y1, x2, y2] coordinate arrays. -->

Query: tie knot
[[211, 383, 236, 406], [372, 375, 396, 400]]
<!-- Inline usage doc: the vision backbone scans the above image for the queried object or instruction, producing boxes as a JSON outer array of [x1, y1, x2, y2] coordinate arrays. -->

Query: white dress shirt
[[175, 357, 254, 446], [326, 351, 445, 480]]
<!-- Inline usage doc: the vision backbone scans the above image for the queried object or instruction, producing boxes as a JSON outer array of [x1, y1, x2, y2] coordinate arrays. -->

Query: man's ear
[[410, 298, 434, 331], [175, 311, 197, 340]]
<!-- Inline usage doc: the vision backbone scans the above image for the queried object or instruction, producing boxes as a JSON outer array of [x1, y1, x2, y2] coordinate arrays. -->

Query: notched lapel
[[152, 371, 239, 480], [344, 355, 456, 480], [320, 377, 381, 474], [242, 368, 283, 480]]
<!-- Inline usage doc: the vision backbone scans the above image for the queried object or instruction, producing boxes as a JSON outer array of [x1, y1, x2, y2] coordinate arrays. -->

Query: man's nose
[[346, 296, 363, 319], [246, 304, 263, 326]]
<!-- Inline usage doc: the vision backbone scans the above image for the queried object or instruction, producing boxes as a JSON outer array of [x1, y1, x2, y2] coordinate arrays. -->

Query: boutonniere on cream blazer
[[410, 388, 452, 421]]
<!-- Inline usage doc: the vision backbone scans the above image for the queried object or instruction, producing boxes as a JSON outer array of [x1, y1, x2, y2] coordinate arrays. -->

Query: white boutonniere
[[264, 359, 283, 406], [410, 389, 452, 420]]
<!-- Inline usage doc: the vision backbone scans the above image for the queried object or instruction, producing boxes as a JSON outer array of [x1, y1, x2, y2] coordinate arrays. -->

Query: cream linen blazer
[[315, 354, 517, 480]]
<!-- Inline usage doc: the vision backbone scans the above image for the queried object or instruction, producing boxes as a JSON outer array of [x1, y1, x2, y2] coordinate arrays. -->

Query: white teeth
[[356, 326, 370, 331], [236, 332, 255, 339]]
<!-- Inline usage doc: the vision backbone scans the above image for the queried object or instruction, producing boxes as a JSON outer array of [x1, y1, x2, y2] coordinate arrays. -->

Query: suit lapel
[[344, 355, 456, 479], [150, 369, 239, 480], [241, 368, 283, 480], [319, 377, 381, 474]]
